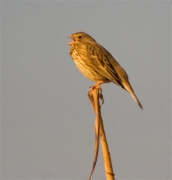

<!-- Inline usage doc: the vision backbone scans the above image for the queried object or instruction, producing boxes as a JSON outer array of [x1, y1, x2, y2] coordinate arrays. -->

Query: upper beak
[[67, 34, 73, 38]]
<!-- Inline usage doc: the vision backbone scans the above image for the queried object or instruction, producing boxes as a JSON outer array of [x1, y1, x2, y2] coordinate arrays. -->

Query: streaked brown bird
[[67, 32, 143, 109]]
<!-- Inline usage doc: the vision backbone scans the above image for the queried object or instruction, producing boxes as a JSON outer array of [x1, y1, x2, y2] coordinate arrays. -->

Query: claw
[[99, 93, 104, 106]]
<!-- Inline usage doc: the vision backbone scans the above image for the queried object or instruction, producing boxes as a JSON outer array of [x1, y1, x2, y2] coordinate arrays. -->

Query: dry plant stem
[[99, 112, 115, 180], [88, 87, 115, 180], [88, 87, 101, 180]]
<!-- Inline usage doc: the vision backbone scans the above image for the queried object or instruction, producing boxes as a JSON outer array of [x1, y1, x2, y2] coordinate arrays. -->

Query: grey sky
[[2, 1, 171, 179]]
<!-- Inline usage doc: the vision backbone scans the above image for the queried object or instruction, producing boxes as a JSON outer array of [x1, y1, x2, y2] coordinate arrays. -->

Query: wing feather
[[90, 43, 126, 87]]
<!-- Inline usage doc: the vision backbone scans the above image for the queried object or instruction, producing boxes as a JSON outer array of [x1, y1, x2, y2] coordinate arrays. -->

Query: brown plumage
[[67, 32, 143, 109]]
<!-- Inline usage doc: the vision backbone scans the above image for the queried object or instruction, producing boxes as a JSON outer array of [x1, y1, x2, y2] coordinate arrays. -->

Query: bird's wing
[[90, 43, 126, 87]]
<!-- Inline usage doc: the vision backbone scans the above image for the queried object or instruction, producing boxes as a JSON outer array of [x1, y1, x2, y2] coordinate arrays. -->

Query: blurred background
[[2, 1, 171, 179]]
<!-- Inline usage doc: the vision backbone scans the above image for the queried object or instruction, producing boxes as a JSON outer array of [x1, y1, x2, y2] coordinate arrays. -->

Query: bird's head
[[67, 32, 96, 45]]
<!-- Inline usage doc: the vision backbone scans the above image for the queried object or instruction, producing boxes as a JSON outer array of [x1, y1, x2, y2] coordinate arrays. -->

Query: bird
[[67, 32, 143, 109]]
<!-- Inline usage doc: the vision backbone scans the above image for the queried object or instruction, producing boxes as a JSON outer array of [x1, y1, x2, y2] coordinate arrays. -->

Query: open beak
[[67, 34, 75, 46]]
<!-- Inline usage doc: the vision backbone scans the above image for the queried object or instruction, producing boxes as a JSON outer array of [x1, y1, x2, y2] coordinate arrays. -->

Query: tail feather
[[122, 82, 143, 110], [129, 90, 143, 109]]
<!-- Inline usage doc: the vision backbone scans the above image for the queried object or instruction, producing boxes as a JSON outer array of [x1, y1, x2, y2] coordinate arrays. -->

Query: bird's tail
[[122, 82, 143, 110]]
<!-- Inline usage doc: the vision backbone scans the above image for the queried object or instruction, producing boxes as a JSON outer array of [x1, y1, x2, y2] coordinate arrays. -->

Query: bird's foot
[[88, 84, 104, 106], [89, 83, 103, 91]]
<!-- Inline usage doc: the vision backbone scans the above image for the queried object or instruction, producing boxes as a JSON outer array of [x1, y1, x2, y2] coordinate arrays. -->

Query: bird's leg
[[89, 81, 104, 91]]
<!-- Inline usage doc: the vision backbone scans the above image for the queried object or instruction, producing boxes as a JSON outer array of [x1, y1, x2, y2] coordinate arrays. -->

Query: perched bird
[[67, 32, 143, 109]]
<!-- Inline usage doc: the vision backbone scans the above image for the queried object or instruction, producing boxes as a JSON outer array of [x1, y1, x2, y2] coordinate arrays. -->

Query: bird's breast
[[70, 49, 109, 82]]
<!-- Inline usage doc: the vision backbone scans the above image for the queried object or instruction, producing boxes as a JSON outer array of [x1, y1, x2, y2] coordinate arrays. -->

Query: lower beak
[[67, 41, 73, 45]]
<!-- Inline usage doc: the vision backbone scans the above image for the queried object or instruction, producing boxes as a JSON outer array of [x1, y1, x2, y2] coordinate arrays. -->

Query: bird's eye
[[78, 35, 82, 39]]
